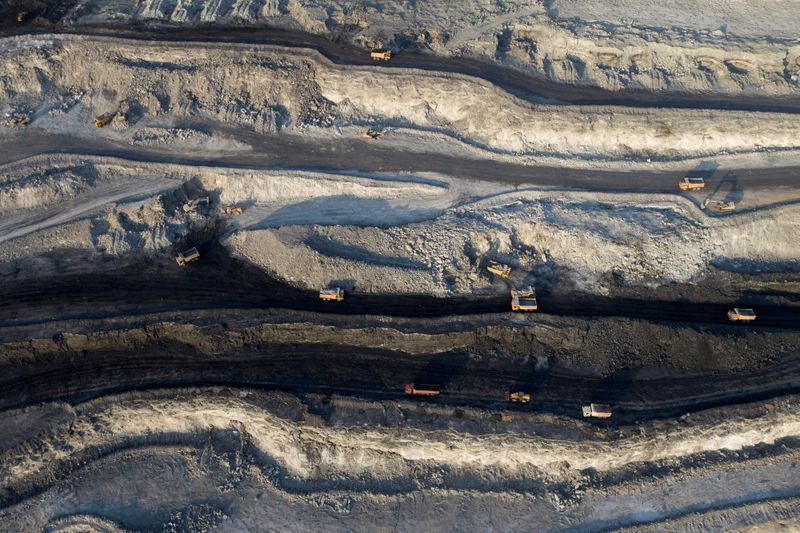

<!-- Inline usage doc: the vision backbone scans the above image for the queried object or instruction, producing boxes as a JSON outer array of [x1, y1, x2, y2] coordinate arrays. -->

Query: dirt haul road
[[6, 25, 800, 115], [4, 338, 800, 425], [0, 245, 799, 329], [2, 130, 800, 201]]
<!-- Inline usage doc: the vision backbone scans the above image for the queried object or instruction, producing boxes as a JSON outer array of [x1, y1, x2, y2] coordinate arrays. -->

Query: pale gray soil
[[1, 4, 800, 532]]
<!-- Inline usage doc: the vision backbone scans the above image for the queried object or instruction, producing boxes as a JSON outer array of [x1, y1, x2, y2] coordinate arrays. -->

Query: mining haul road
[[0, 244, 798, 328], [5, 24, 800, 114], [3, 342, 800, 426], [2, 131, 800, 201]]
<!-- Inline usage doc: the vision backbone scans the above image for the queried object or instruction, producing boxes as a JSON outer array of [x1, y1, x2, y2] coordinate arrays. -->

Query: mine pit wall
[[3, 314, 800, 380], [2, 35, 800, 163], [3, 388, 800, 531]]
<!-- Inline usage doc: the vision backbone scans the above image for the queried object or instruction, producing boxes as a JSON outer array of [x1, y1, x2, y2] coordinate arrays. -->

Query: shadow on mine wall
[[250, 196, 442, 229]]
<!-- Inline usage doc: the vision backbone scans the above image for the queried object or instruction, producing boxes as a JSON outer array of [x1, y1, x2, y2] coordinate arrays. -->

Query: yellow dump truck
[[507, 391, 531, 404], [582, 403, 613, 418], [319, 288, 345, 301], [728, 308, 756, 321], [175, 247, 200, 266], [487, 261, 511, 278], [678, 177, 705, 191], [94, 111, 117, 128], [370, 49, 392, 61], [719, 201, 736, 211], [511, 288, 537, 311], [222, 206, 243, 215]]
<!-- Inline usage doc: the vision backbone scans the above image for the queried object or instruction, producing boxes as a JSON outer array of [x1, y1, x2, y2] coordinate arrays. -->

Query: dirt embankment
[[3, 155, 800, 299], [41, 0, 800, 98], [2, 387, 800, 531], [3, 35, 800, 164]]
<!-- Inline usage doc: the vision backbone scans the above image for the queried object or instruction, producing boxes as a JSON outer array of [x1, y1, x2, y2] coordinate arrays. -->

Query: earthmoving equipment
[[222, 206, 243, 215], [17, 11, 29, 23], [702, 199, 736, 211], [182, 197, 210, 213], [4, 113, 30, 127], [175, 247, 200, 266], [487, 261, 511, 278], [370, 49, 392, 61], [728, 308, 757, 321], [94, 111, 117, 128], [362, 129, 383, 139], [678, 177, 705, 191], [511, 287, 538, 311], [404, 383, 441, 396], [319, 288, 345, 301], [582, 403, 613, 418], [507, 391, 531, 404]]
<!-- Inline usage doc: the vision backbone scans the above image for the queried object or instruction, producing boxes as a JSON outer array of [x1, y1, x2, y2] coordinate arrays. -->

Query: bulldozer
[[362, 129, 383, 139], [175, 247, 200, 266], [511, 288, 537, 311], [487, 261, 511, 278], [507, 391, 531, 404], [94, 111, 117, 128], [370, 49, 392, 61]]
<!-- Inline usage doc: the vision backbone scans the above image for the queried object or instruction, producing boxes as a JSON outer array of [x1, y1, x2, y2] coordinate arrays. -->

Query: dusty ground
[[2, 3, 800, 532], [3, 388, 800, 532], [23, 0, 800, 98]]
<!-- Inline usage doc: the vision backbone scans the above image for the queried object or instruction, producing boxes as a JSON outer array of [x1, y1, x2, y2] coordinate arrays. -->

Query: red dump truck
[[404, 383, 441, 396]]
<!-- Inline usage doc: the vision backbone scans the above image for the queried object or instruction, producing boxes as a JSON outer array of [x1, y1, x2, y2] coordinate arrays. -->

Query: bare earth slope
[[49, 0, 800, 97], [1, 4, 800, 531]]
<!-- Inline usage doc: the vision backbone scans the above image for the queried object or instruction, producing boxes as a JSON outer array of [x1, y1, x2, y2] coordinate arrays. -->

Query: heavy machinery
[[175, 247, 200, 266], [507, 391, 531, 404], [222, 206, 243, 215], [511, 288, 538, 311], [370, 49, 392, 61], [4, 113, 30, 127], [182, 197, 210, 213], [728, 308, 757, 321], [17, 11, 29, 23], [94, 111, 117, 128], [319, 288, 345, 301], [582, 403, 613, 418], [362, 129, 383, 139], [487, 261, 511, 278], [404, 383, 441, 396], [702, 199, 736, 211], [678, 177, 705, 191]]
